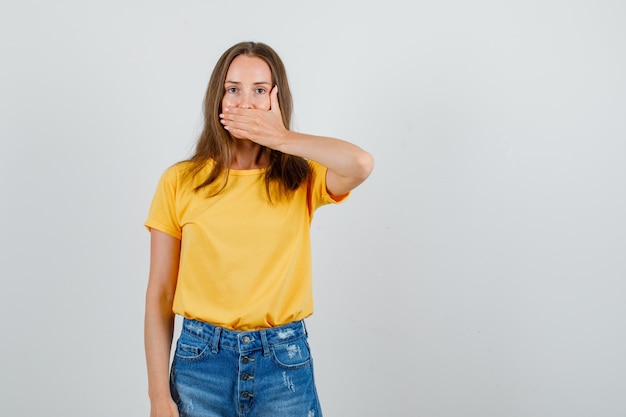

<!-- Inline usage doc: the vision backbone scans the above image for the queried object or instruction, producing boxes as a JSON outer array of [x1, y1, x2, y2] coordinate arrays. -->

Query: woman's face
[[222, 55, 273, 111]]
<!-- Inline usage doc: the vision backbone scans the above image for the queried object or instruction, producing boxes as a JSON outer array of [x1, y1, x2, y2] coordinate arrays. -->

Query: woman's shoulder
[[306, 159, 327, 177], [160, 159, 218, 190], [156, 161, 185, 182], [163, 159, 216, 176]]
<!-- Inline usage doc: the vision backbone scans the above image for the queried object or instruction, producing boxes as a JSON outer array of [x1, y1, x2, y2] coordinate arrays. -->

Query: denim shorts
[[170, 318, 323, 417]]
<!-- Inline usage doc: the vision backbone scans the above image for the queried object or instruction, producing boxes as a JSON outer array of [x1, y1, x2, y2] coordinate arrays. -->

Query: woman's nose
[[239, 93, 252, 109]]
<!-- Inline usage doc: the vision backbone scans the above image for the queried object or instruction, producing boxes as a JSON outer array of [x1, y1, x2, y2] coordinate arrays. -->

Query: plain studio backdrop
[[1, 1, 625, 416]]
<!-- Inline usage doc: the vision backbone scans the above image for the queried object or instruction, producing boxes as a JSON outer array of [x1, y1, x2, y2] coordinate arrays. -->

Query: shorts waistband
[[180, 318, 307, 354]]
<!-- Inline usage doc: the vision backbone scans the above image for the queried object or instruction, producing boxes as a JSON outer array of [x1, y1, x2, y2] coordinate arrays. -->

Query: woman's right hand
[[150, 397, 179, 417]]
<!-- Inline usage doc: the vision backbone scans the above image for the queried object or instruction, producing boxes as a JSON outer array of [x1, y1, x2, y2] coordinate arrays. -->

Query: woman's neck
[[230, 140, 267, 170]]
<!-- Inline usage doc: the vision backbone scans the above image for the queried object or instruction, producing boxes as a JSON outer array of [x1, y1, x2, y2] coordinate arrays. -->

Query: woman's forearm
[[144, 230, 181, 404], [145, 291, 176, 400], [277, 132, 374, 195]]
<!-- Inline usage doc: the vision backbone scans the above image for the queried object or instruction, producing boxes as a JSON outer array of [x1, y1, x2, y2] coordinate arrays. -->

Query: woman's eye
[[227, 87, 238, 94], [255, 88, 266, 94]]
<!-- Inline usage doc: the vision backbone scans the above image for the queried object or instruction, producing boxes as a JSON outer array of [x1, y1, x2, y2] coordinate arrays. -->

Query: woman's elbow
[[355, 151, 375, 182]]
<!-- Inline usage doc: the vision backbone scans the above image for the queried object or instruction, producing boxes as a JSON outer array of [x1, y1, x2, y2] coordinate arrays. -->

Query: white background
[[1, 1, 625, 416]]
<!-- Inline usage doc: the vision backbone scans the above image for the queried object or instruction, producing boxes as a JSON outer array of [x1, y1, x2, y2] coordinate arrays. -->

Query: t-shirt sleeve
[[308, 160, 350, 211], [144, 165, 182, 239]]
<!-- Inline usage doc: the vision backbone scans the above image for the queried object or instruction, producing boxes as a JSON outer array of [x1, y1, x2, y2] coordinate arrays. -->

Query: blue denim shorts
[[170, 318, 323, 417]]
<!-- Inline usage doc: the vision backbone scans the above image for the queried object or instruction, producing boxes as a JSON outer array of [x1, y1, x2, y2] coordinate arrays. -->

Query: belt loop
[[211, 326, 222, 353], [260, 330, 270, 356], [301, 320, 308, 336]]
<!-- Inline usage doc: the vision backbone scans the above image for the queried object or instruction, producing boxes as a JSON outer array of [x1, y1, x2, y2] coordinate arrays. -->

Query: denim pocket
[[270, 336, 311, 370], [174, 332, 210, 362]]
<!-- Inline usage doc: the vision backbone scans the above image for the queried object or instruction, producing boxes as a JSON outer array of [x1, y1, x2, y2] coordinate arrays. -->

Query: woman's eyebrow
[[224, 80, 271, 85]]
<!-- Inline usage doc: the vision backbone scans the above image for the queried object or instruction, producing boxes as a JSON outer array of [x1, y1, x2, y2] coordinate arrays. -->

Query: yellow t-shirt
[[145, 159, 348, 330]]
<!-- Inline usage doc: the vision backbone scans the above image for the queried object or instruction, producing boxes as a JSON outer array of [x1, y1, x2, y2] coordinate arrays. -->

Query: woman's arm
[[145, 229, 181, 417], [275, 132, 373, 196], [220, 86, 374, 196]]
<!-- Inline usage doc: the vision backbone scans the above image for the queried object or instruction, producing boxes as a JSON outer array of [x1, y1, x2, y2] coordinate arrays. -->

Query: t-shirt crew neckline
[[227, 167, 266, 176]]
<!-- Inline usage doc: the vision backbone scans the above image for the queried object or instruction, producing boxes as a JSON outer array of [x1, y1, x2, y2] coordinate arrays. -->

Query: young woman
[[144, 41, 374, 417]]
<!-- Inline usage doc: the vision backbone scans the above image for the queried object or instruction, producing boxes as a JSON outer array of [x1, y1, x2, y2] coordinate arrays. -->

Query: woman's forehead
[[225, 55, 272, 82]]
